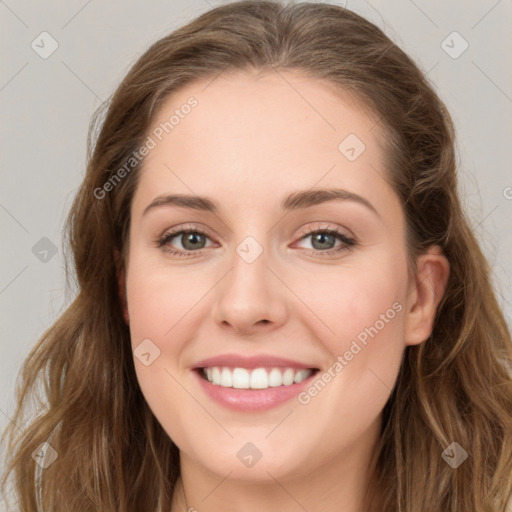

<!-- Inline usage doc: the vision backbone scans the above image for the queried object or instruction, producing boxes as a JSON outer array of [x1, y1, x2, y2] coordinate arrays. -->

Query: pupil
[[314, 233, 334, 250], [183, 233, 205, 250]]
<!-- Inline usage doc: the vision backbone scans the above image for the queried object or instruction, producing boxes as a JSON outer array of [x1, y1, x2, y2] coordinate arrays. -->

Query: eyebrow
[[142, 188, 379, 217]]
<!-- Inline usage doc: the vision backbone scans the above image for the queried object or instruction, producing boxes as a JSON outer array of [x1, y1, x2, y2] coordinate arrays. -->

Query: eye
[[156, 226, 215, 257], [295, 226, 357, 256], [155, 224, 357, 258]]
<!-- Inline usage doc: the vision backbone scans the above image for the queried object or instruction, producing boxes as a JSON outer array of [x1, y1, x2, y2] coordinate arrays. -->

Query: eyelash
[[155, 225, 357, 258]]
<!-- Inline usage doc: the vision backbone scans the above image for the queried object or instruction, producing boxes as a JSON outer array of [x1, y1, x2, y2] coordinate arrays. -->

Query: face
[[122, 69, 425, 483]]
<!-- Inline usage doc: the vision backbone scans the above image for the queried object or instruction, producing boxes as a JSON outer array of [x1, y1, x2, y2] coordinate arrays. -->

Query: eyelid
[[158, 222, 351, 242], [295, 221, 353, 238], [159, 223, 215, 239]]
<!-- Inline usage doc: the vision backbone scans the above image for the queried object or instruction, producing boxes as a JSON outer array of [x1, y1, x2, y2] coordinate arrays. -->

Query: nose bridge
[[227, 233, 272, 309], [211, 230, 288, 332]]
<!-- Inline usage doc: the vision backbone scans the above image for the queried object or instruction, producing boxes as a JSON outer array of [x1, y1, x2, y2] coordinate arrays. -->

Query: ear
[[404, 245, 450, 346], [114, 249, 130, 325]]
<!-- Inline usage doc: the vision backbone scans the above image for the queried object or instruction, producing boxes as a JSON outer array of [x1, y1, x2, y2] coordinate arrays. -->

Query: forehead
[[133, 69, 395, 218], [149, 68, 378, 152]]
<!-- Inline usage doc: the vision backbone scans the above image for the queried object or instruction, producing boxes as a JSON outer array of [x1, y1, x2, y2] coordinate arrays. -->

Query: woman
[[2, 1, 512, 510]]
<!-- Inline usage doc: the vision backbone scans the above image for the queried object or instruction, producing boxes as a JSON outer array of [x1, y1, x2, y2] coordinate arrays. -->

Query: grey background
[[1, 0, 511, 497]]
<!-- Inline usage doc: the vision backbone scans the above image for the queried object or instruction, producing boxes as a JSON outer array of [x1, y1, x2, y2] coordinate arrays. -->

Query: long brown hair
[[2, 1, 512, 510]]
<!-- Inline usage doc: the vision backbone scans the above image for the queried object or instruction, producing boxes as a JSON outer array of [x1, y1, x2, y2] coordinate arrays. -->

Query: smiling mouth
[[196, 366, 320, 390]]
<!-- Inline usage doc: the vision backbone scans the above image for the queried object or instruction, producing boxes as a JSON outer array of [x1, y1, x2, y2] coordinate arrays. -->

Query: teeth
[[232, 368, 249, 389], [220, 368, 232, 387], [269, 368, 283, 387], [201, 367, 315, 389], [293, 369, 312, 384], [282, 368, 295, 385], [250, 368, 268, 389]]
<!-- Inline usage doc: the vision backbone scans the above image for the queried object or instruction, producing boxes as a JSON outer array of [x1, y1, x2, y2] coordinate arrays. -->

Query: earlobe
[[114, 250, 130, 325], [404, 246, 450, 346]]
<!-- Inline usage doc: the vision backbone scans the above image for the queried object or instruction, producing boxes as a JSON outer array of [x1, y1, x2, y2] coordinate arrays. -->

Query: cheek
[[295, 251, 407, 402], [286, 267, 406, 462], [297, 254, 407, 351], [125, 257, 204, 345], [125, 257, 203, 437]]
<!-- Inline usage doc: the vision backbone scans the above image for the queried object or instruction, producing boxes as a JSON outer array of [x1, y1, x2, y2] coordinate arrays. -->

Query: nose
[[211, 244, 289, 336]]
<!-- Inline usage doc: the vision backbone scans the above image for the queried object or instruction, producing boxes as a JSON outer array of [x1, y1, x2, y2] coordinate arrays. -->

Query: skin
[[118, 69, 449, 512]]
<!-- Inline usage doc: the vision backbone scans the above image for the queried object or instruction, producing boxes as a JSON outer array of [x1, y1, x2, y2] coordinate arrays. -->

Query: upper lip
[[192, 354, 319, 370]]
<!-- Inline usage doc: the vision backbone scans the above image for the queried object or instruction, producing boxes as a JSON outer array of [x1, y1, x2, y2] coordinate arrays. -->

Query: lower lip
[[193, 369, 318, 411]]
